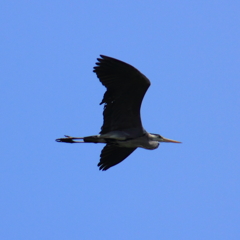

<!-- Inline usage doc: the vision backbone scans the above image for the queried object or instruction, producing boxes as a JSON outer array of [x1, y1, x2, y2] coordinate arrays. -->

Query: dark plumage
[[94, 55, 150, 134]]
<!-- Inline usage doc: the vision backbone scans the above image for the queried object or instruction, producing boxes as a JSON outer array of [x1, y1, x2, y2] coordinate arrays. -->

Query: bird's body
[[83, 131, 160, 149], [56, 55, 181, 170]]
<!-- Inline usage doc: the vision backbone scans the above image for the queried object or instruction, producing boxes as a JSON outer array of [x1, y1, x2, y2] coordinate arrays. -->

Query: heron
[[56, 55, 181, 170]]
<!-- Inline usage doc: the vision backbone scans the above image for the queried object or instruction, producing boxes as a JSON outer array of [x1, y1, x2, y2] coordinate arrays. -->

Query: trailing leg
[[55, 135, 84, 143], [55, 135, 106, 143]]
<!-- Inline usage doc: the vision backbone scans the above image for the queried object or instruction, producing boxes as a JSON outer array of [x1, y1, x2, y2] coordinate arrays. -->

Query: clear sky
[[1, 1, 240, 239]]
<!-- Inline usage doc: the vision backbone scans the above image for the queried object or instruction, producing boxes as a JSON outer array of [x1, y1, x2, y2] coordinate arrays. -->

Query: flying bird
[[56, 55, 181, 170]]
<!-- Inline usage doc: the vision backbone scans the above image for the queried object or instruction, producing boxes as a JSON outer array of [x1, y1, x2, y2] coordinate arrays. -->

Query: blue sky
[[1, 1, 240, 239]]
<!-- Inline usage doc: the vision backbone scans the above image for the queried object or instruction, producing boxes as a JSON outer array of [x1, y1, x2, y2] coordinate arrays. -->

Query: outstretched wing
[[98, 145, 137, 171], [93, 55, 151, 135]]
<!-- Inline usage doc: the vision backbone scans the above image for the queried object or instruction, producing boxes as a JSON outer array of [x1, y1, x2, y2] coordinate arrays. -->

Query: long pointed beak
[[161, 137, 182, 143]]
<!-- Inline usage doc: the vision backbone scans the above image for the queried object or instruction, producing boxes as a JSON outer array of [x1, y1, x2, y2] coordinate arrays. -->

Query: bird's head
[[149, 133, 181, 143]]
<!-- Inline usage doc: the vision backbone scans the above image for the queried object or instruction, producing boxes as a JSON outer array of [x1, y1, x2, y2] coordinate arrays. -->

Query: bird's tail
[[83, 135, 106, 143]]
